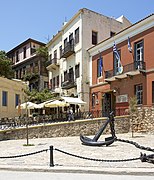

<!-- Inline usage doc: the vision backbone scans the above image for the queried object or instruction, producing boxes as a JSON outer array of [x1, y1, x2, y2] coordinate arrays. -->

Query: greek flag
[[128, 36, 132, 53], [113, 42, 123, 74], [113, 42, 120, 60]]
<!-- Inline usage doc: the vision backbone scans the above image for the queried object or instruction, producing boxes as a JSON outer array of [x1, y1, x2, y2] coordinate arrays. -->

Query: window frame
[[134, 40, 144, 69], [15, 94, 20, 107], [92, 31, 98, 45], [2, 91, 8, 106], [113, 49, 121, 75], [75, 27, 79, 44], [23, 46, 27, 59], [97, 58, 102, 78], [135, 84, 143, 105], [75, 64, 80, 78]]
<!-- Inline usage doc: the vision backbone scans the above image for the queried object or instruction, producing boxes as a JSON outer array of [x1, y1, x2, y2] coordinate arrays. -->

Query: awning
[[61, 97, 86, 105], [45, 100, 69, 108], [16, 102, 40, 109]]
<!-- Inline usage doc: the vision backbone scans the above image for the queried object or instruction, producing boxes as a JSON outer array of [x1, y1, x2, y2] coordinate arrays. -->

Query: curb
[[0, 166, 154, 176]]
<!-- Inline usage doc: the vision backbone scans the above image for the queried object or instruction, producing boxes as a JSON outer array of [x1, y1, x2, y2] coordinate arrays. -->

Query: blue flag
[[99, 56, 103, 76], [128, 36, 132, 53]]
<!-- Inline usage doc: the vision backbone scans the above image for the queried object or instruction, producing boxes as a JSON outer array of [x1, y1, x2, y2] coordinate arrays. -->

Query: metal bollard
[[49, 146, 54, 167]]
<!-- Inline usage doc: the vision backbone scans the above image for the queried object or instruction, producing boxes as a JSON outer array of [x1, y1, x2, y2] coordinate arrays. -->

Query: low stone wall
[[0, 116, 130, 141], [130, 107, 154, 133], [1, 107, 154, 141]]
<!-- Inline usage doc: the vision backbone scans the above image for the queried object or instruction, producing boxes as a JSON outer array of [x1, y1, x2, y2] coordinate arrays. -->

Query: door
[[102, 93, 115, 117]]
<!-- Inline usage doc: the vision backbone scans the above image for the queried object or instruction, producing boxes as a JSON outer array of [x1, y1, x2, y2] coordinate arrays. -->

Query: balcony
[[46, 58, 59, 70], [105, 61, 146, 82], [61, 42, 75, 58], [61, 78, 76, 89]]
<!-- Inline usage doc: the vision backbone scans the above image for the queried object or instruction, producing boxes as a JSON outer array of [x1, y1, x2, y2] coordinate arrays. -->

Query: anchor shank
[[92, 117, 111, 142]]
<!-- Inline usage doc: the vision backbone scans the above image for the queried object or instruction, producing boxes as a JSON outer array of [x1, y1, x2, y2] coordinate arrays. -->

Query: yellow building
[[0, 77, 27, 118]]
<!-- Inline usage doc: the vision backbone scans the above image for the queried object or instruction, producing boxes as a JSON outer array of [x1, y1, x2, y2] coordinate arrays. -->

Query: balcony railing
[[46, 58, 59, 68], [61, 78, 76, 89], [61, 42, 75, 58], [105, 61, 146, 79]]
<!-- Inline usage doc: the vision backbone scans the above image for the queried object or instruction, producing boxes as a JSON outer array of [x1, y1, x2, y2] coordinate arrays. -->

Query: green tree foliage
[[0, 50, 14, 78], [129, 96, 138, 114], [36, 46, 48, 61], [24, 88, 54, 103]]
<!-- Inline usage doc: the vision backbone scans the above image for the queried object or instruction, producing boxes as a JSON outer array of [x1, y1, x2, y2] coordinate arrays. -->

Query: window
[[75, 27, 79, 44], [54, 50, 57, 59], [15, 70, 18, 79], [15, 94, 20, 107], [135, 84, 143, 105], [49, 54, 52, 60], [19, 69, 22, 79], [53, 77, 55, 89], [92, 31, 98, 45], [92, 94, 95, 108], [97, 58, 103, 77], [64, 38, 68, 48], [50, 79, 52, 89], [59, 45, 62, 58], [134, 40, 144, 69], [23, 67, 26, 75], [16, 51, 19, 62], [44, 82, 48, 89], [152, 82, 154, 104], [2, 91, 8, 106], [69, 33, 74, 49], [75, 64, 80, 78], [113, 50, 121, 75], [23, 47, 26, 59], [110, 31, 116, 37], [57, 75, 59, 87], [64, 71, 68, 81], [69, 68, 74, 82]]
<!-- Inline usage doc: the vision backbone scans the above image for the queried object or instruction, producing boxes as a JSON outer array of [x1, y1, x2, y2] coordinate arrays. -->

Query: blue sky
[[0, 0, 153, 52]]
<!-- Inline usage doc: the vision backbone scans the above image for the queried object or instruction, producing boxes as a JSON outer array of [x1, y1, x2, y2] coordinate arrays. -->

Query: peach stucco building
[[0, 77, 27, 118], [88, 14, 154, 116]]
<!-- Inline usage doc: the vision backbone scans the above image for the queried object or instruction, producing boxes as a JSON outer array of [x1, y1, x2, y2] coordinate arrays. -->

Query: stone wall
[[130, 107, 154, 133], [1, 107, 154, 141], [0, 116, 130, 141]]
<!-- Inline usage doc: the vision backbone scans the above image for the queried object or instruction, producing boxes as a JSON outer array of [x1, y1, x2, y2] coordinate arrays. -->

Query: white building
[[46, 8, 131, 111]]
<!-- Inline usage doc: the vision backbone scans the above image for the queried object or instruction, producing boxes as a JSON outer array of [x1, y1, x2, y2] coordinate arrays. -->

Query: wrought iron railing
[[105, 61, 146, 79], [0, 108, 129, 130], [46, 58, 58, 67], [61, 78, 76, 89], [61, 42, 74, 58]]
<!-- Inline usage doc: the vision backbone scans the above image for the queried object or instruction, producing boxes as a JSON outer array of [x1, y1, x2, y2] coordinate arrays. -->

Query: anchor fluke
[[80, 112, 116, 146]]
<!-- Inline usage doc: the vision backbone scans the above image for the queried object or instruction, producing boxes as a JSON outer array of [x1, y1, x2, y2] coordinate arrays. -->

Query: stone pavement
[[0, 132, 154, 175]]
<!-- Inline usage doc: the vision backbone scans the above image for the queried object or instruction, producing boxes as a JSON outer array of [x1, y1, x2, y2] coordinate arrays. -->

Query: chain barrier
[[116, 138, 154, 152], [0, 149, 48, 159], [54, 147, 140, 163]]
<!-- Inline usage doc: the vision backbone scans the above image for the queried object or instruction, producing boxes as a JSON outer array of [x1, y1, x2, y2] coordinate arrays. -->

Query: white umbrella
[[16, 101, 39, 109], [61, 97, 86, 105], [37, 99, 55, 108], [45, 100, 69, 108]]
